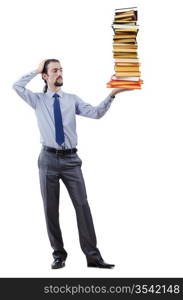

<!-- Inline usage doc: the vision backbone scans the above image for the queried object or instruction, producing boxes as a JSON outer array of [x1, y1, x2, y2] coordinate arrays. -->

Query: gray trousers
[[38, 147, 102, 261]]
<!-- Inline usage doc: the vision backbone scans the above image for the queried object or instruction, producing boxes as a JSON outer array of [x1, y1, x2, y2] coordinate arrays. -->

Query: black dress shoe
[[87, 259, 115, 269], [51, 258, 65, 269]]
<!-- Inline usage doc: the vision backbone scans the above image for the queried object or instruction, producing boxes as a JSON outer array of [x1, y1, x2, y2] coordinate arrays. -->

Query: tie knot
[[53, 93, 59, 99]]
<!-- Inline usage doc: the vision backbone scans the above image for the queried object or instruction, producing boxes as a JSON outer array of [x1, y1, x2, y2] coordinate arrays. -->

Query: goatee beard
[[54, 81, 63, 87]]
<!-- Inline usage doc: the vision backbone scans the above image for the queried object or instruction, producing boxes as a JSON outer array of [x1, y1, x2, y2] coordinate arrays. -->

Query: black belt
[[43, 146, 77, 155]]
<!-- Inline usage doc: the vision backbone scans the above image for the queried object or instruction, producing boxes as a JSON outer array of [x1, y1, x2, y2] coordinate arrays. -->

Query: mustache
[[54, 76, 63, 87]]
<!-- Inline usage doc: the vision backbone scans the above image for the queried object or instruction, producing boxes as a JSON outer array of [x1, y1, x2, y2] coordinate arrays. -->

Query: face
[[43, 61, 63, 88]]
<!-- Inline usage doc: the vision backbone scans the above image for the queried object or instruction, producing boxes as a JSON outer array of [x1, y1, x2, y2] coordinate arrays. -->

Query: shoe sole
[[87, 264, 114, 269], [51, 262, 65, 269]]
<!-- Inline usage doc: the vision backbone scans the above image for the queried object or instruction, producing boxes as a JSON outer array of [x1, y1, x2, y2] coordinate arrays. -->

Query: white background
[[0, 0, 183, 277]]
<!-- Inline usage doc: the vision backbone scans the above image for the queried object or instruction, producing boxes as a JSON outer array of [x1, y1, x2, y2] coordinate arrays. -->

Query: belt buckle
[[56, 149, 65, 156]]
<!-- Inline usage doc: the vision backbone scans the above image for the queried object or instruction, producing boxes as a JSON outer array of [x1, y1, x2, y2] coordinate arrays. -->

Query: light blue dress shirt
[[13, 71, 114, 149]]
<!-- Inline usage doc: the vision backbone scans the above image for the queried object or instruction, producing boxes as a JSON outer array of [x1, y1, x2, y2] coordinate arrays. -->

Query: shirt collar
[[46, 89, 64, 104]]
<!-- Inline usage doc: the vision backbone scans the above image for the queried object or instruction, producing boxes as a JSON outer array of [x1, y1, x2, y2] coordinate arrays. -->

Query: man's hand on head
[[36, 60, 47, 74]]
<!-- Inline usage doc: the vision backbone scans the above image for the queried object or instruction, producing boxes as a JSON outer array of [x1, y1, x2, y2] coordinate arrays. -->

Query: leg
[[38, 151, 67, 260], [60, 154, 102, 261]]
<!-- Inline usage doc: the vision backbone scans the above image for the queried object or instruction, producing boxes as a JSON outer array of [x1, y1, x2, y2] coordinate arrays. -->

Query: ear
[[42, 73, 48, 80]]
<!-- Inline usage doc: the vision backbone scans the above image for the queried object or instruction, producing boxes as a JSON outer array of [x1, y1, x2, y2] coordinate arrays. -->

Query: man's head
[[42, 59, 63, 93]]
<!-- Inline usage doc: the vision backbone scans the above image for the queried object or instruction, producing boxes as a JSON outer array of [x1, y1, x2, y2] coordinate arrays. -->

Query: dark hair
[[42, 59, 60, 93]]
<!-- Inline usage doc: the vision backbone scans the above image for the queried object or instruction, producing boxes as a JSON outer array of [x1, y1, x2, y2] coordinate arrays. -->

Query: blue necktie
[[53, 93, 65, 145]]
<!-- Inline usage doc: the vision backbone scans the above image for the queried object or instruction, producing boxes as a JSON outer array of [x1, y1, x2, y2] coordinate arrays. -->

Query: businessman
[[13, 59, 131, 269]]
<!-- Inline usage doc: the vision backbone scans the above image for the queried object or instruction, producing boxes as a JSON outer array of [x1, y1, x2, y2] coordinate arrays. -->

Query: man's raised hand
[[109, 88, 134, 98], [36, 60, 47, 74]]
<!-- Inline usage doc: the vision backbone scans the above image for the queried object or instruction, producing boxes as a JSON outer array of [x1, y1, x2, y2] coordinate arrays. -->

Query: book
[[113, 43, 137, 47], [107, 7, 143, 90], [107, 77, 143, 89], [115, 7, 137, 13], [112, 24, 139, 29], [115, 72, 140, 76], [113, 49, 138, 53], [111, 75, 141, 81], [114, 58, 139, 63], [114, 66, 140, 71]]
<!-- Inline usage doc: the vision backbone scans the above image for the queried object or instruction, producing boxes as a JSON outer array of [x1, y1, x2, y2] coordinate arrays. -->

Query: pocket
[[76, 154, 82, 165], [65, 153, 82, 166]]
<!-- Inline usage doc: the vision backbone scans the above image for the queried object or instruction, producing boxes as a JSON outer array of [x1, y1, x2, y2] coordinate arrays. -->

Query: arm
[[12, 71, 39, 109], [12, 60, 46, 109], [75, 88, 133, 119], [75, 94, 114, 119]]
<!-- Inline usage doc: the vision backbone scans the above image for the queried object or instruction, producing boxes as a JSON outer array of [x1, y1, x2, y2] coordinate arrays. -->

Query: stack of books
[[107, 7, 143, 89]]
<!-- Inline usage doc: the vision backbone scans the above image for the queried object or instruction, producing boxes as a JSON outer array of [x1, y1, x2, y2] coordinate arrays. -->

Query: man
[[13, 59, 131, 269]]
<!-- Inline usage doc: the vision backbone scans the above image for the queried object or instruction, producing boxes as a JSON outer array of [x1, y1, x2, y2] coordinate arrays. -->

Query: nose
[[57, 69, 62, 76]]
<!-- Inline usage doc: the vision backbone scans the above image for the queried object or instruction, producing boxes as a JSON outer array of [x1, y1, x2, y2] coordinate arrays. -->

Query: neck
[[48, 84, 61, 93]]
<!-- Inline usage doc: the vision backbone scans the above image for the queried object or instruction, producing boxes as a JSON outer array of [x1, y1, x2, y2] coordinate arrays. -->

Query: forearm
[[76, 94, 115, 119], [95, 95, 115, 118]]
